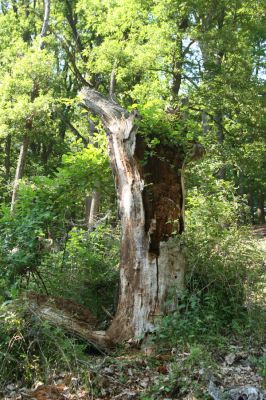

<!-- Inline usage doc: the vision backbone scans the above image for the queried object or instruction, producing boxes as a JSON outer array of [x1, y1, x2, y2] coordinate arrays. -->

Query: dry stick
[[109, 60, 117, 102], [32, 270, 49, 295], [57, 111, 88, 145], [53, 32, 91, 87], [101, 306, 114, 319]]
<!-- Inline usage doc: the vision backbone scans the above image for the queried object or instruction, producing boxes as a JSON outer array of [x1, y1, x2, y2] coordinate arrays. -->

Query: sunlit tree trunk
[[88, 190, 100, 227], [82, 88, 185, 342], [11, 134, 29, 213], [85, 195, 92, 228]]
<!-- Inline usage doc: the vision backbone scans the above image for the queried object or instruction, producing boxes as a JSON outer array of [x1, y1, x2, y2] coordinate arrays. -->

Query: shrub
[[0, 301, 86, 387], [156, 183, 265, 350], [36, 224, 119, 321]]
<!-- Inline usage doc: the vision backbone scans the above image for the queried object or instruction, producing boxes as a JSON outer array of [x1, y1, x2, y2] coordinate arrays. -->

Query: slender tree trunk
[[11, 134, 29, 213], [201, 112, 210, 135], [4, 134, 11, 181], [237, 172, 244, 197], [82, 88, 185, 342], [85, 195, 92, 228], [88, 191, 100, 227], [65, 0, 85, 56], [214, 112, 226, 179], [257, 191, 265, 224], [248, 188, 255, 223]]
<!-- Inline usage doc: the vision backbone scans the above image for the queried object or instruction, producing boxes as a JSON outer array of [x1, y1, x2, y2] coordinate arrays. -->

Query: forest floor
[[1, 227, 265, 400], [1, 342, 265, 400]]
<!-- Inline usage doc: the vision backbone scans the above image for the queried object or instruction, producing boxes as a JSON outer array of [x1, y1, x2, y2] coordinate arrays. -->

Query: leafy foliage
[[0, 301, 85, 387], [156, 187, 265, 350]]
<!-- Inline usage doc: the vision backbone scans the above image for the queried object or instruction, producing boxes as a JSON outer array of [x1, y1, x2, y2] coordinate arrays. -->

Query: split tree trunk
[[82, 88, 185, 342]]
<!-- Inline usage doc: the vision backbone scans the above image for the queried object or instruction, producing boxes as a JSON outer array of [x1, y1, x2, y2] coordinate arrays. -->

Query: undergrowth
[[139, 184, 266, 398], [155, 184, 265, 351], [0, 179, 265, 396], [0, 301, 86, 388]]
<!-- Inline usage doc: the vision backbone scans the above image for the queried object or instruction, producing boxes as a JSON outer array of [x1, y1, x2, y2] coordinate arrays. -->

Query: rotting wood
[[81, 87, 186, 343], [26, 293, 112, 351]]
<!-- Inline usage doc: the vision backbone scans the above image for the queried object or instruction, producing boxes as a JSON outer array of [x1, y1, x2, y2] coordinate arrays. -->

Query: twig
[[101, 306, 114, 319], [109, 60, 117, 102]]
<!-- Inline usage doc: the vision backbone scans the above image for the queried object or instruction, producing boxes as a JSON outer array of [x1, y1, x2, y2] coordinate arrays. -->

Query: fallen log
[[26, 293, 112, 351]]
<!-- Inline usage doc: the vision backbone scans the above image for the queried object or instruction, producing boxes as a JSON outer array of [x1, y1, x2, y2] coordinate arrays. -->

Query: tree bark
[[11, 134, 29, 213], [82, 88, 185, 342]]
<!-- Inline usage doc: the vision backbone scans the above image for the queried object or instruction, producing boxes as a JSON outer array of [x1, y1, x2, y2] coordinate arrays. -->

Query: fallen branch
[[26, 293, 112, 351]]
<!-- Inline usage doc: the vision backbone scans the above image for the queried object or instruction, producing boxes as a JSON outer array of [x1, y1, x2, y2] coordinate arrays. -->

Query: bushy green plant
[[0, 301, 86, 387], [36, 224, 119, 321], [0, 201, 50, 289], [0, 141, 117, 315], [141, 344, 214, 400]]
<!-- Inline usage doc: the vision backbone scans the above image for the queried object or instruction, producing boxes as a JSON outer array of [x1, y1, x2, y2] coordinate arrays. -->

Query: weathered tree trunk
[[82, 88, 185, 342], [11, 134, 29, 213]]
